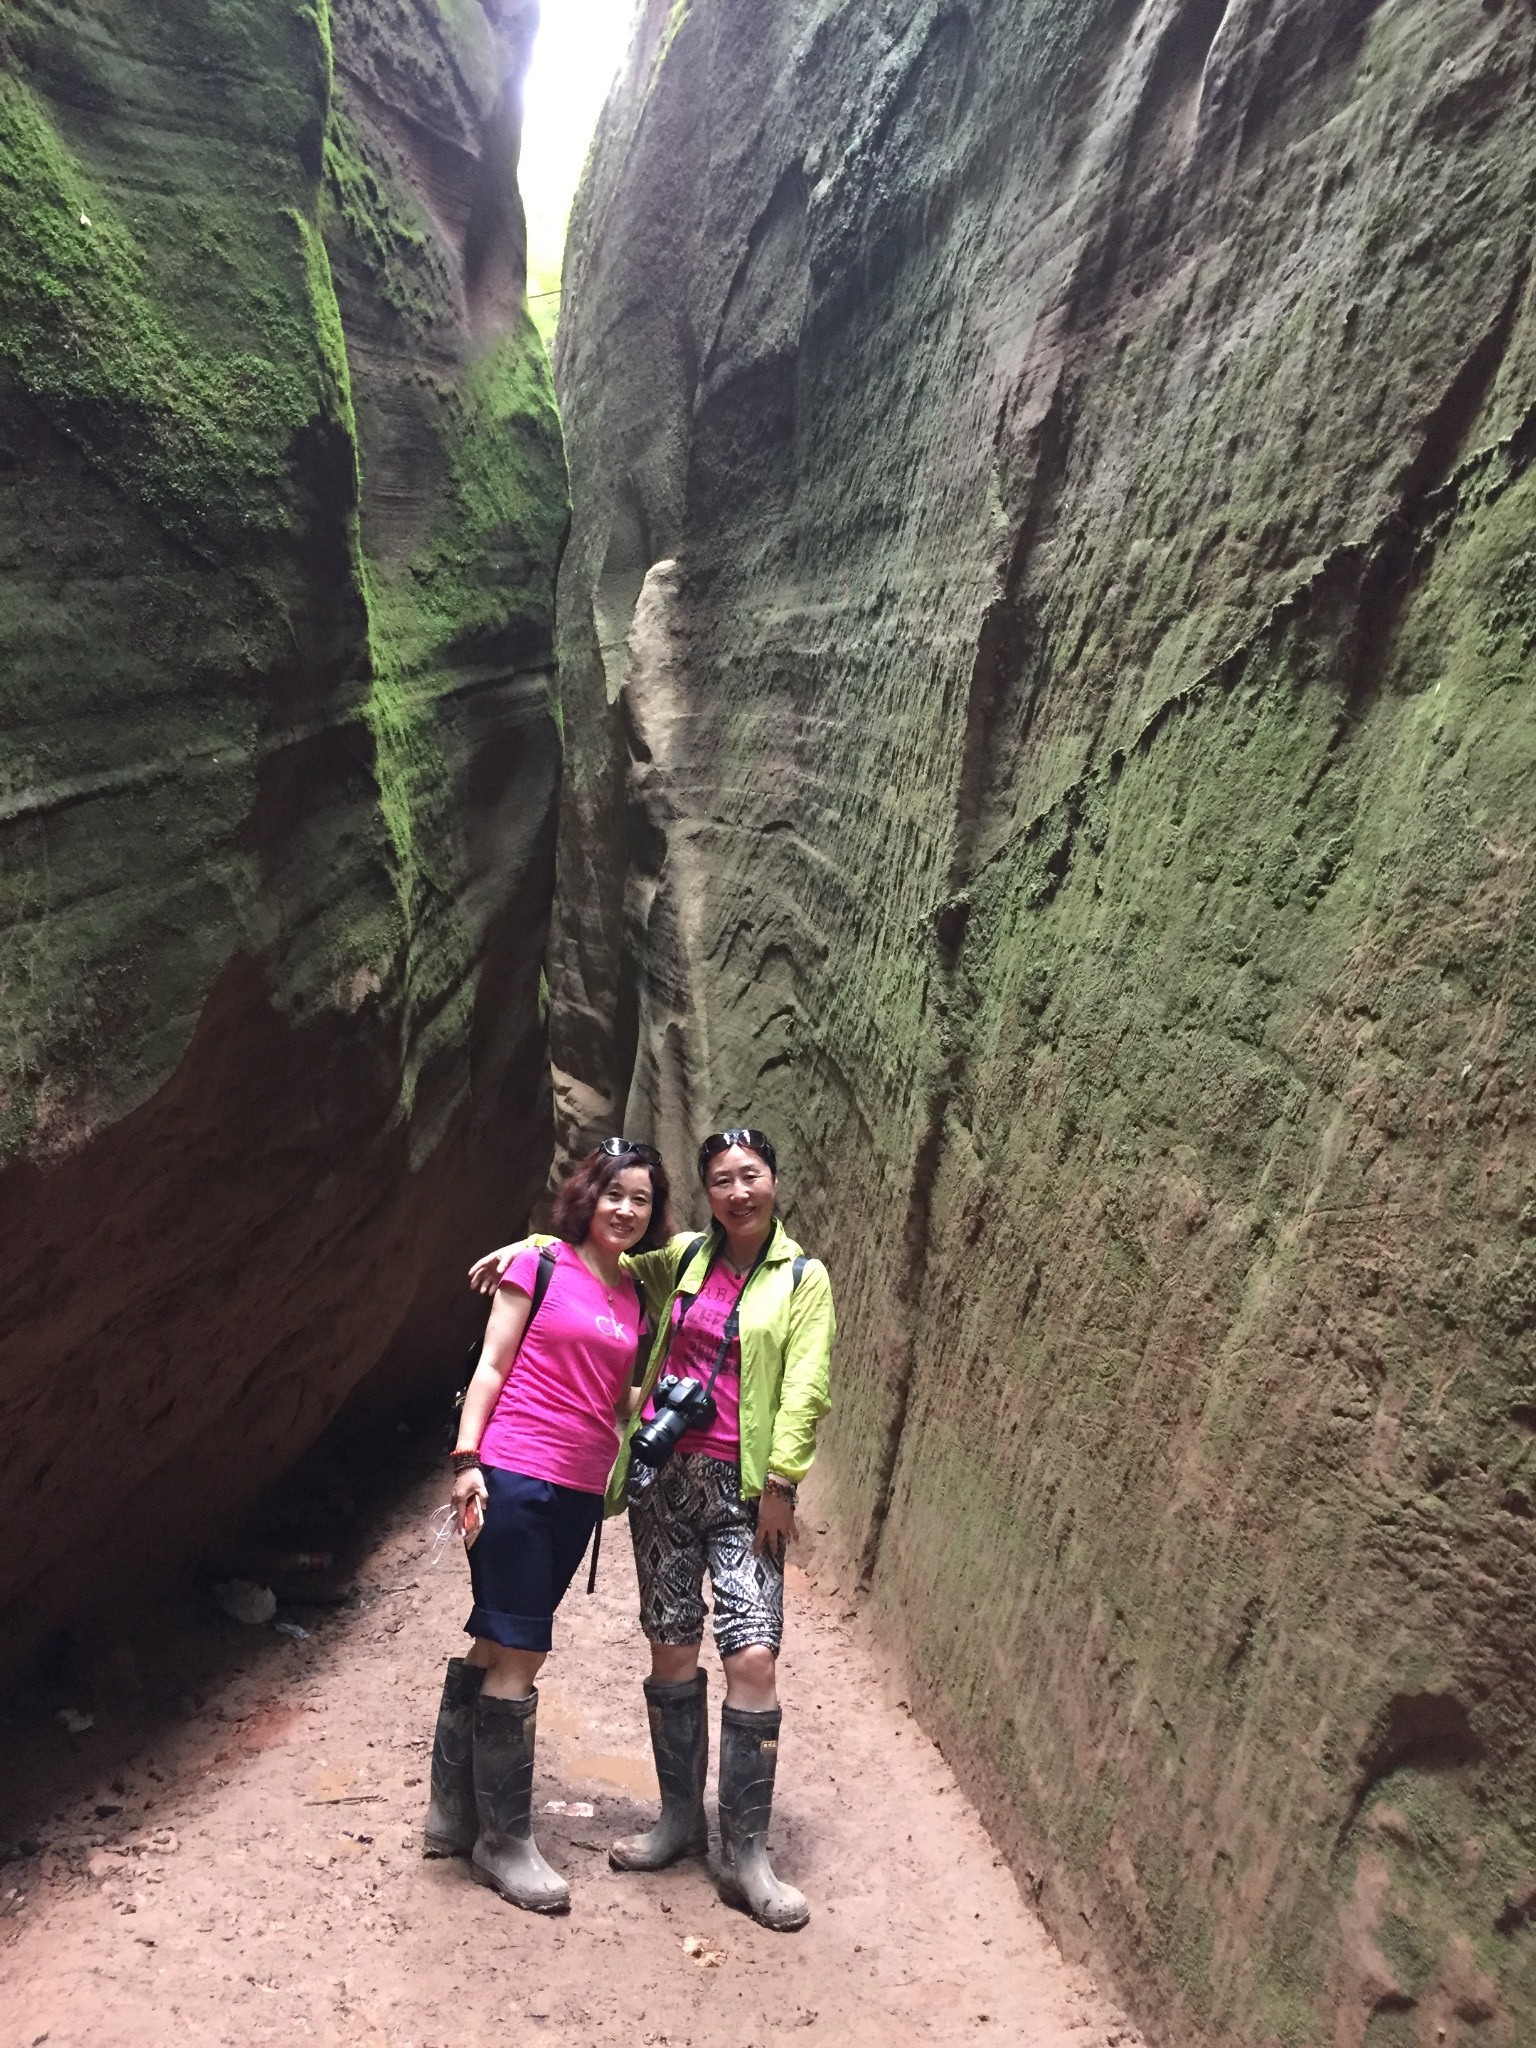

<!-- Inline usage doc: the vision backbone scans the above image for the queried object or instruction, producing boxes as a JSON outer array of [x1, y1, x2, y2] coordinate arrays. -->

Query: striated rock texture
[[0, 0, 565, 1666], [552, 2, 1536, 2041]]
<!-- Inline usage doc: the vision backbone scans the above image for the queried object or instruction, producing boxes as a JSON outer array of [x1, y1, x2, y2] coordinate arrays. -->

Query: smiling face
[[585, 1163, 655, 1257], [704, 1144, 777, 1248]]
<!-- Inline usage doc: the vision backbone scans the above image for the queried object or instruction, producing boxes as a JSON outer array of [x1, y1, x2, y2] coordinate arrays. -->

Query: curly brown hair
[[552, 1144, 673, 1252]]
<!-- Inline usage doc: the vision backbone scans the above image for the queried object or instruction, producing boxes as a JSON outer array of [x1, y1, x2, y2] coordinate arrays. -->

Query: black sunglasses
[[697, 1127, 777, 1179], [598, 1136, 663, 1167]]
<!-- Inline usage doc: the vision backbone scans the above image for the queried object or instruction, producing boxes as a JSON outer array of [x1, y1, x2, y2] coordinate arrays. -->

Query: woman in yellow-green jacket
[[471, 1127, 834, 1931]]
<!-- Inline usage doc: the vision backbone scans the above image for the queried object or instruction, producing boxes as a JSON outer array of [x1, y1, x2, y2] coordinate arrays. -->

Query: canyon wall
[[0, 0, 565, 1667], [551, 2, 1536, 2042]]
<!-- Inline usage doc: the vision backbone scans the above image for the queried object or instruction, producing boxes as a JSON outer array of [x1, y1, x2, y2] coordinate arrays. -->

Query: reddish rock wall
[[0, 0, 566, 1665]]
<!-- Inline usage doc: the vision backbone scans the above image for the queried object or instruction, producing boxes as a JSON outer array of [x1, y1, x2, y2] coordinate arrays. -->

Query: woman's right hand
[[451, 1465, 489, 1543], [467, 1244, 516, 1294]]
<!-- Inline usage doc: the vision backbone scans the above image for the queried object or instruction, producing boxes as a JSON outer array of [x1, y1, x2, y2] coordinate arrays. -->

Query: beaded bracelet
[[449, 1449, 484, 1475], [762, 1473, 798, 1505]]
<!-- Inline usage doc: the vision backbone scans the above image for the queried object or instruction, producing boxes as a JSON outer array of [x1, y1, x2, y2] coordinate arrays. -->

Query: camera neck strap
[[682, 1229, 773, 1401]]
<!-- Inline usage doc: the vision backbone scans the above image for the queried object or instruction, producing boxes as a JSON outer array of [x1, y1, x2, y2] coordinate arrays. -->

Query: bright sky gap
[[521, 0, 641, 338]]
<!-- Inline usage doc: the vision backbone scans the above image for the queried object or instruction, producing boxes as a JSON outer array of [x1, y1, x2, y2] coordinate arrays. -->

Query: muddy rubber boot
[[714, 1704, 809, 1932], [421, 1658, 485, 1857], [469, 1689, 570, 1913], [609, 1671, 709, 1871]]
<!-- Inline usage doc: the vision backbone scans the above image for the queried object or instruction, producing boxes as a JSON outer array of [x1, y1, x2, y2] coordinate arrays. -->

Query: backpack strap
[[526, 1243, 559, 1325], [792, 1254, 806, 1289], [456, 1242, 561, 1408], [630, 1274, 657, 1385], [672, 1234, 715, 1329], [585, 1506, 603, 1596]]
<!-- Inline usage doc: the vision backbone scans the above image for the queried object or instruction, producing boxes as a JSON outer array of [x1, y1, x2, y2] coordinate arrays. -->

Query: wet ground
[[0, 1440, 1143, 2048]]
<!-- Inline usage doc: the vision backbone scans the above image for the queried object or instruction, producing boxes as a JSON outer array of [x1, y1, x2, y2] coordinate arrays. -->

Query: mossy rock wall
[[0, 0, 566, 1664], [551, 2, 1536, 2041]]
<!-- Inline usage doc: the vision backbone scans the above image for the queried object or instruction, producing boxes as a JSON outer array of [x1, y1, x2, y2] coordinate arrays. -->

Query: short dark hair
[[553, 1144, 673, 1251]]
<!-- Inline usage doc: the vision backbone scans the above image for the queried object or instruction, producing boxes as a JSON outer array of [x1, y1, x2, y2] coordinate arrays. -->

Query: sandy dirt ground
[[1, 1451, 1144, 2048]]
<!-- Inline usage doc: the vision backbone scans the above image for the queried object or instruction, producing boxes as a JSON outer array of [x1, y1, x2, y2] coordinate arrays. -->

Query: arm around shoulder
[[468, 1231, 557, 1294], [623, 1231, 705, 1319]]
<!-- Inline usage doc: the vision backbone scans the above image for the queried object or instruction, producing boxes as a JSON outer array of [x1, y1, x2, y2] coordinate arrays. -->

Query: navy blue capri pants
[[465, 1464, 603, 1653]]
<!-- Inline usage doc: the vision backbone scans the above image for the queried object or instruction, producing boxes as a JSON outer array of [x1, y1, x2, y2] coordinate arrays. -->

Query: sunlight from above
[[521, 0, 642, 344]]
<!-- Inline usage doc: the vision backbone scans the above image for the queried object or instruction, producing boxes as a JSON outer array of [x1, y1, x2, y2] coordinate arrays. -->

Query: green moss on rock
[[548, 1, 1536, 2042], [0, 0, 565, 1676], [0, 73, 319, 547]]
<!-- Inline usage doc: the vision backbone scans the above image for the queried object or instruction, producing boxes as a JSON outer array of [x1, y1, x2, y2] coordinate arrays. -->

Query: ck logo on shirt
[[596, 1313, 631, 1340]]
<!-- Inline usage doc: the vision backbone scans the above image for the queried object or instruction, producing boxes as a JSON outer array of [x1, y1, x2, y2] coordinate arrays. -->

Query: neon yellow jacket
[[496, 1222, 834, 1516], [613, 1220, 835, 1514]]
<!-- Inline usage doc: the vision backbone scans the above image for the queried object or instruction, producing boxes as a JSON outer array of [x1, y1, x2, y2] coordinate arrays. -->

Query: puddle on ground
[[538, 1692, 657, 1796], [559, 1750, 657, 1797]]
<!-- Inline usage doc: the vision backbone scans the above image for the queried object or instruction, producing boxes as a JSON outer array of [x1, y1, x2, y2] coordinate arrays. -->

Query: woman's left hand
[[452, 1465, 489, 1544], [467, 1244, 516, 1294], [754, 1487, 798, 1567]]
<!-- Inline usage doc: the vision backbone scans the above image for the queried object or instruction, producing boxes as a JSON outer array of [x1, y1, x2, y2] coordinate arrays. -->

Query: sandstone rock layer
[[552, 3, 1536, 2041], [0, 0, 565, 1664]]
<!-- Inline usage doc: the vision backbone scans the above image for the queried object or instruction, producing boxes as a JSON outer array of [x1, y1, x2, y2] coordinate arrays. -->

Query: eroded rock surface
[[552, 2, 1536, 2040], [0, 1, 565, 1664]]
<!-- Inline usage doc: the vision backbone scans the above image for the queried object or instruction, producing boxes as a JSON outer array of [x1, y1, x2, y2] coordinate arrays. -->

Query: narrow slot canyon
[[0, 1426, 1143, 2045], [3, 3, 1536, 2045]]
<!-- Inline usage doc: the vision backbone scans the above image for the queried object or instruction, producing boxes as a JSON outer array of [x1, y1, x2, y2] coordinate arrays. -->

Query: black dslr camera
[[629, 1374, 715, 1469]]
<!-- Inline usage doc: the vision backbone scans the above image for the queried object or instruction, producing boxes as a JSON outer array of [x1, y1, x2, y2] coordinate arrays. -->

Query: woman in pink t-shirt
[[421, 1139, 672, 1915]]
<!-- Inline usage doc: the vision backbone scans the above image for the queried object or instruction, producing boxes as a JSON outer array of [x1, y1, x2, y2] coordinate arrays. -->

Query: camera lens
[[630, 1404, 688, 1469], [629, 1375, 716, 1470]]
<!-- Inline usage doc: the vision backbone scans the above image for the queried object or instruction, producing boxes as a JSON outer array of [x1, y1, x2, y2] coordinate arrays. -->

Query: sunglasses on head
[[597, 1136, 663, 1167], [697, 1127, 778, 1179]]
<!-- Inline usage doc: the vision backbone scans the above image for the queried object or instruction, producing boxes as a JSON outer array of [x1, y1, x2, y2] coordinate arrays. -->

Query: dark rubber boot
[[469, 1689, 570, 1913], [609, 1671, 709, 1871], [714, 1704, 809, 1931], [422, 1657, 484, 1856]]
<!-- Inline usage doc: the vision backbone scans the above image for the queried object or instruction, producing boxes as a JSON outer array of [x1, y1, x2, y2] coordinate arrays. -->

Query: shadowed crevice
[[1336, 1691, 1485, 1855]]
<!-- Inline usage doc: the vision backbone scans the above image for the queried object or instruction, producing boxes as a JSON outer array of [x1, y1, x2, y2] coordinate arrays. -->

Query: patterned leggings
[[627, 1452, 784, 1656]]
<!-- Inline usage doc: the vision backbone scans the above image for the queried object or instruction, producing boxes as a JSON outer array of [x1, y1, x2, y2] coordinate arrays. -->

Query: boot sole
[[470, 1857, 570, 1914], [421, 1834, 473, 1859], [715, 1869, 811, 1932]]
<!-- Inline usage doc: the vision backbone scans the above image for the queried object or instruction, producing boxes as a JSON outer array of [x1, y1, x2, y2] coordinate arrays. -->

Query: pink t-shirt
[[478, 1243, 644, 1494], [641, 1257, 747, 1463]]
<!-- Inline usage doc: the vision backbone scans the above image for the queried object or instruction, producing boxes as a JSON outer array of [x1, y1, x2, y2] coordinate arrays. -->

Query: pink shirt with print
[[641, 1256, 747, 1463], [478, 1243, 643, 1494]]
